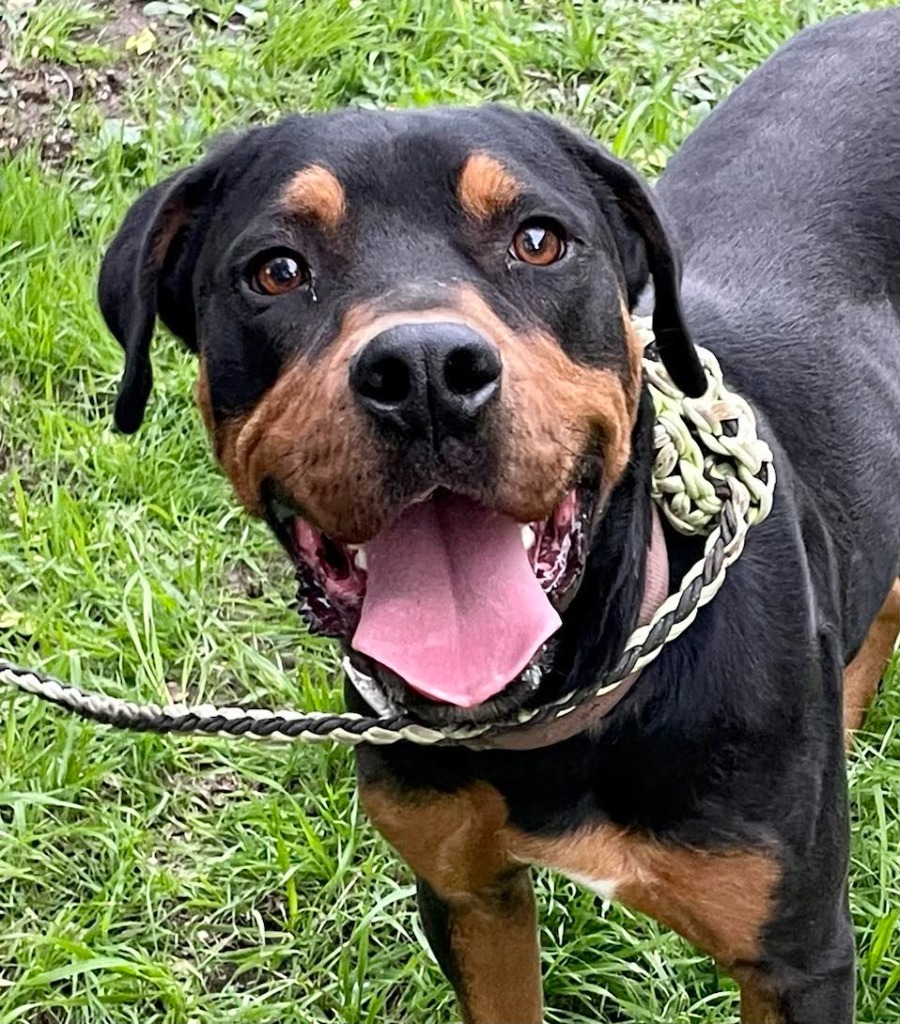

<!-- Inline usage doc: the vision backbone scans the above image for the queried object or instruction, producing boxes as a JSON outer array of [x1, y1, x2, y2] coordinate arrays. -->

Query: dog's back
[[658, 9, 900, 652]]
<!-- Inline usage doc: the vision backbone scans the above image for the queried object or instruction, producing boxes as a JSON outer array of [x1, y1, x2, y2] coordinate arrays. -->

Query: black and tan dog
[[97, 10, 900, 1022]]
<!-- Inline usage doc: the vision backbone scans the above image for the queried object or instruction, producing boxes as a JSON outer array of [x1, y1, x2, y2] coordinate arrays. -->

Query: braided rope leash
[[0, 321, 775, 747]]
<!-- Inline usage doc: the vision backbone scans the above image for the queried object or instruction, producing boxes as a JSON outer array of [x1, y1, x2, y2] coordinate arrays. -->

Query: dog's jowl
[[98, 10, 900, 1023]]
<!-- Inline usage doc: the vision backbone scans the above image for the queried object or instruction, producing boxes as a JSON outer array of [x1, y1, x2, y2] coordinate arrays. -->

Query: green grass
[[1, 1, 898, 1021]]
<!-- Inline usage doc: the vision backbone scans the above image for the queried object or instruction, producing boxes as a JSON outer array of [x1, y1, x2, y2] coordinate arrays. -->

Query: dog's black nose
[[350, 322, 502, 436]]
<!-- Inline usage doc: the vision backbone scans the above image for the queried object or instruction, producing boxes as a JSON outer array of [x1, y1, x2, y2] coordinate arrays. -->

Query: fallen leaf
[[126, 25, 156, 55], [0, 610, 23, 631]]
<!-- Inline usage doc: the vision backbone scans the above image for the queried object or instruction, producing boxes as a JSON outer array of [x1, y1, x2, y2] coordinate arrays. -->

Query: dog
[[97, 9, 900, 1022]]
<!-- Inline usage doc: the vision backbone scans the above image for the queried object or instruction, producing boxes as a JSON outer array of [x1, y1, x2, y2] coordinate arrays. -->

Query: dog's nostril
[[357, 355, 412, 406], [443, 344, 502, 397]]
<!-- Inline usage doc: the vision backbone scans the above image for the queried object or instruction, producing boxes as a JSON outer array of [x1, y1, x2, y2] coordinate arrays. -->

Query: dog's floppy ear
[[98, 141, 239, 433], [536, 116, 706, 397]]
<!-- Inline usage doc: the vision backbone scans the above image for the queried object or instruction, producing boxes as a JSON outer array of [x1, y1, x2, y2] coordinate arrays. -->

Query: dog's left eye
[[509, 220, 566, 266], [249, 251, 310, 296]]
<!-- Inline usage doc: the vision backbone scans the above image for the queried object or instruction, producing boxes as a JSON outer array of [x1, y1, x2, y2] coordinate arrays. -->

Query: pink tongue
[[352, 494, 561, 707]]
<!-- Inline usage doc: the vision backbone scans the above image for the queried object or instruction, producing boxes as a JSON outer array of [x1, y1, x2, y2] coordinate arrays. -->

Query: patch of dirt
[[0, 58, 75, 163], [97, 0, 150, 47], [0, 1, 155, 166], [0, 57, 129, 164]]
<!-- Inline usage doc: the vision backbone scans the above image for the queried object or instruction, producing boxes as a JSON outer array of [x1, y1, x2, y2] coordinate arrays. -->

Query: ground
[[0, 1, 898, 1022]]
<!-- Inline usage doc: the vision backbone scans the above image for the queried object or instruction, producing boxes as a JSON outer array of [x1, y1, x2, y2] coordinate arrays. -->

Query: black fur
[[97, 10, 900, 1022]]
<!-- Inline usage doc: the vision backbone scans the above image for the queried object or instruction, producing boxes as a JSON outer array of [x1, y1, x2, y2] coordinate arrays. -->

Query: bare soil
[[0, 0, 149, 165]]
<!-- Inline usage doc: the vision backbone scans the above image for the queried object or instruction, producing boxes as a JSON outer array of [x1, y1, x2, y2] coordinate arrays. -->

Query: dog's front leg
[[416, 870, 542, 1024], [733, 918, 856, 1024], [360, 779, 543, 1024]]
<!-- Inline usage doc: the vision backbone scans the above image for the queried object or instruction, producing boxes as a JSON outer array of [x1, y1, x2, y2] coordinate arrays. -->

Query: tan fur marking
[[450, 871, 541, 1024], [843, 578, 900, 744], [458, 153, 522, 221], [512, 825, 780, 967], [279, 164, 346, 231], [214, 316, 387, 540], [361, 782, 542, 1024], [361, 782, 513, 895], [151, 201, 189, 265], [732, 966, 784, 1023]]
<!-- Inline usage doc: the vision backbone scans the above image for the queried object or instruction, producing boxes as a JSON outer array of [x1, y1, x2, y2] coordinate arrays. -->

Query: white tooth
[[521, 525, 536, 551], [353, 546, 368, 571]]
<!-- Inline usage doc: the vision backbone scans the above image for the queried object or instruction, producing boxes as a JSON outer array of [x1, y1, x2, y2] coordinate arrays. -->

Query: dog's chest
[[508, 826, 632, 901], [551, 867, 620, 901], [361, 779, 777, 965]]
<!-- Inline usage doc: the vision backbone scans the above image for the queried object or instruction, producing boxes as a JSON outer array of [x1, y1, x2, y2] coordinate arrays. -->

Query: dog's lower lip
[[346, 647, 548, 724]]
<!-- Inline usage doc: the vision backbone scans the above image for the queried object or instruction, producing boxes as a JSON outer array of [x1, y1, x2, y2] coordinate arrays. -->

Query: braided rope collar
[[0, 319, 776, 748]]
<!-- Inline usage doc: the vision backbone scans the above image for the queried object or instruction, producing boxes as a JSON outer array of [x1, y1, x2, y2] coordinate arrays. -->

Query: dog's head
[[99, 106, 703, 717]]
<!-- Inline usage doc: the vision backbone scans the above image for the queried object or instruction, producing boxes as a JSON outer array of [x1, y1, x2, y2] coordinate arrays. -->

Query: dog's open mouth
[[268, 485, 595, 712]]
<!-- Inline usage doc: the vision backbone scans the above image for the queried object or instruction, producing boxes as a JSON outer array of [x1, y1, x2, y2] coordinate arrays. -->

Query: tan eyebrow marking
[[457, 152, 523, 221], [279, 164, 346, 231]]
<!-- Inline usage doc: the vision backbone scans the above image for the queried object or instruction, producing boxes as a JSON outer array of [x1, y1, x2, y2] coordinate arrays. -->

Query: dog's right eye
[[248, 251, 310, 296], [509, 219, 566, 267]]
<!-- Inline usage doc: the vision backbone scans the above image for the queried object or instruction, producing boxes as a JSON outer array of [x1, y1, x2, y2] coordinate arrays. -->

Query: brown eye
[[510, 220, 565, 266], [251, 253, 309, 295]]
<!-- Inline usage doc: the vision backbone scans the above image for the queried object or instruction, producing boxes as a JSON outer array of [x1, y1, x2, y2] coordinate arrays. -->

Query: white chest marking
[[559, 869, 619, 902]]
